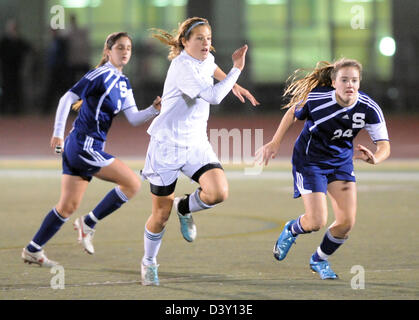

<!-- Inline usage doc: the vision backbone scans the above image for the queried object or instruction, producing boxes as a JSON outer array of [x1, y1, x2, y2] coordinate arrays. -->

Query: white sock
[[188, 188, 214, 213], [142, 227, 165, 266]]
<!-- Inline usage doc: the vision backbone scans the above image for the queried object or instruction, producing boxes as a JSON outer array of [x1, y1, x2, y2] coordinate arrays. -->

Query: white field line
[[1, 169, 419, 181]]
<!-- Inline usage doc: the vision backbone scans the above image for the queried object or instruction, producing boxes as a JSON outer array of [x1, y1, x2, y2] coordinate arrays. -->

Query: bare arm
[[256, 106, 298, 165], [354, 140, 390, 165]]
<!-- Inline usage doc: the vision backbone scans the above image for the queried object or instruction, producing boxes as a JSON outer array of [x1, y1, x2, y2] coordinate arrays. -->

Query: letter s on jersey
[[352, 113, 365, 129], [119, 81, 128, 98]]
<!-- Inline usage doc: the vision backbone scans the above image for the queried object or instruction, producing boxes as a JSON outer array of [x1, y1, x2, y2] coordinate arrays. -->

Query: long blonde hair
[[72, 32, 132, 111], [150, 17, 215, 61], [282, 58, 363, 109]]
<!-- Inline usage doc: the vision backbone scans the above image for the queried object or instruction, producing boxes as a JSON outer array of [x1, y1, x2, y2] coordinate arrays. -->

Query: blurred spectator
[[65, 14, 91, 84], [43, 28, 69, 115], [0, 19, 31, 115]]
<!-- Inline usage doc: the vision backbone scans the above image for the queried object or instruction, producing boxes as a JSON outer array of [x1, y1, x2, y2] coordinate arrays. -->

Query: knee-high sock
[[312, 229, 347, 261], [27, 208, 68, 252], [142, 227, 165, 266], [290, 214, 311, 236], [84, 186, 128, 228], [177, 188, 214, 215]]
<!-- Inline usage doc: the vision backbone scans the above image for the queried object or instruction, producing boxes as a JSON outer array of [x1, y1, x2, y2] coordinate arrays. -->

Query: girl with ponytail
[[257, 58, 390, 279], [22, 32, 161, 267]]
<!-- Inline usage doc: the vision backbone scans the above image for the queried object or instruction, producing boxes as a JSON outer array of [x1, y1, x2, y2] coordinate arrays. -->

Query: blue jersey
[[292, 86, 389, 168], [70, 62, 136, 141]]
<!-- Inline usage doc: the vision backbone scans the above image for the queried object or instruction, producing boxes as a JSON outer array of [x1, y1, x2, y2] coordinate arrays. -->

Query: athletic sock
[[312, 229, 347, 262], [142, 227, 165, 266], [84, 186, 128, 228], [290, 215, 311, 236], [177, 188, 214, 215], [26, 208, 68, 253]]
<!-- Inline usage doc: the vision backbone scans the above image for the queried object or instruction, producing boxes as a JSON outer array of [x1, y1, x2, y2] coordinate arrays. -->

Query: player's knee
[[122, 177, 141, 199], [57, 201, 79, 217], [204, 186, 229, 205], [306, 215, 327, 232]]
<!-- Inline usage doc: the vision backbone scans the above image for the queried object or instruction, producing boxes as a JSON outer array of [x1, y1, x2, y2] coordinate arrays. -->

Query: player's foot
[[21, 247, 59, 267], [141, 263, 160, 286], [174, 196, 197, 242], [273, 220, 298, 261], [74, 216, 95, 254], [309, 255, 338, 280]]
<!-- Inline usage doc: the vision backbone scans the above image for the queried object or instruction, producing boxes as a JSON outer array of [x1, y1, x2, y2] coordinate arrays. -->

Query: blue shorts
[[62, 130, 115, 181], [292, 162, 356, 198]]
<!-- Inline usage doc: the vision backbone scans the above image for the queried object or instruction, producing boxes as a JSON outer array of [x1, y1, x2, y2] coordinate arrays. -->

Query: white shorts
[[141, 137, 221, 188]]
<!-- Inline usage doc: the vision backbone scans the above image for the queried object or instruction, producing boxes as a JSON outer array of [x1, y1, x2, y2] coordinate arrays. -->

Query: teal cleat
[[141, 263, 160, 286], [273, 220, 298, 261], [174, 196, 197, 242], [309, 256, 338, 280]]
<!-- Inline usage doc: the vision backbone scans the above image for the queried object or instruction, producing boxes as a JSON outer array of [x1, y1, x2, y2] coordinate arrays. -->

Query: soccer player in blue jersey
[[257, 58, 391, 279], [22, 32, 161, 267]]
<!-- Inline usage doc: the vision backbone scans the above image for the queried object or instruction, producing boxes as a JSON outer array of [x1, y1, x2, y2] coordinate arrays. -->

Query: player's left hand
[[354, 144, 377, 164], [152, 96, 162, 111], [232, 84, 260, 107]]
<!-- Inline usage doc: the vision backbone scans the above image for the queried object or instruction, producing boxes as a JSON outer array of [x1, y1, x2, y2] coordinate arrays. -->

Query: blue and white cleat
[[309, 256, 338, 280], [174, 196, 197, 242], [273, 220, 298, 261], [141, 263, 160, 286]]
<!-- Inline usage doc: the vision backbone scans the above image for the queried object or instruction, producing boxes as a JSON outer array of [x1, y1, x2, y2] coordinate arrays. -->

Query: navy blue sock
[[84, 187, 128, 228], [27, 208, 68, 252], [312, 229, 347, 261], [290, 215, 311, 236]]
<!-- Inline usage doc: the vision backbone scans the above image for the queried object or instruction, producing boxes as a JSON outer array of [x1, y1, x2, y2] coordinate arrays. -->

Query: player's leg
[[274, 192, 328, 261], [22, 174, 89, 266], [142, 192, 174, 286], [309, 181, 356, 279], [174, 165, 227, 242], [74, 158, 140, 254]]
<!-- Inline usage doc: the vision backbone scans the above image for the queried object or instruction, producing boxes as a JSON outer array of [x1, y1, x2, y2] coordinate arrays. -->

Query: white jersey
[[147, 50, 241, 147]]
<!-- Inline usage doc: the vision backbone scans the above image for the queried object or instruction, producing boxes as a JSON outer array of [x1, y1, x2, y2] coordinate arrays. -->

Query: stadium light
[[379, 36, 396, 56], [60, 0, 102, 8]]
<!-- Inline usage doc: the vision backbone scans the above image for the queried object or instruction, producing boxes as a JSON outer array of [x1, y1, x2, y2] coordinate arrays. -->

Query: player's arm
[[123, 96, 161, 126], [256, 105, 298, 166], [51, 91, 80, 153], [354, 140, 390, 165], [213, 67, 260, 107]]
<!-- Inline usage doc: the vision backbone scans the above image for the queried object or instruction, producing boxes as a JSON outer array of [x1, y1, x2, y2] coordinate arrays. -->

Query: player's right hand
[[50, 136, 64, 154]]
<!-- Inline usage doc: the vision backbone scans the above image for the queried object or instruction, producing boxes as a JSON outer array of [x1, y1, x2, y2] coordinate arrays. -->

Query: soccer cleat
[[273, 220, 298, 261], [309, 256, 338, 280], [74, 216, 95, 254], [141, 263, 160, 286], [174, 196, 197, 242], [21, 247, 59, 267]]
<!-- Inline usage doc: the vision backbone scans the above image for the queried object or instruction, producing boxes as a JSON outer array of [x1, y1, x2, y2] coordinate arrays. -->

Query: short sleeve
[[294, 102, 309, 120], [364, 103, 389, 142], [70, 75, 101, 99]]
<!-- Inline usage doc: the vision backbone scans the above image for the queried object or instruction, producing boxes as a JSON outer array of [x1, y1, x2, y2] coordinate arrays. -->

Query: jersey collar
[[104, 61, 124, 76], [332, 90, 359, 111]]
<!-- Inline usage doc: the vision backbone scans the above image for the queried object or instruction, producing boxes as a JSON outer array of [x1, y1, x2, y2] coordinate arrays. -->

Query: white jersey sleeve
[[175, 55, 240, 104], [53, 91, 80, 138]]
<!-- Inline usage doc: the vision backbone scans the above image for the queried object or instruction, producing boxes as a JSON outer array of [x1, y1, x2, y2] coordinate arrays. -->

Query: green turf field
[[0, 160, 418, 300]]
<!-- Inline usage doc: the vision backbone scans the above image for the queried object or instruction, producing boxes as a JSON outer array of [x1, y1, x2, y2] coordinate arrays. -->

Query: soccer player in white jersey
[[140, 17, 260, 285], [21, 32, 161, 267], [257, 58, 391, 279]]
